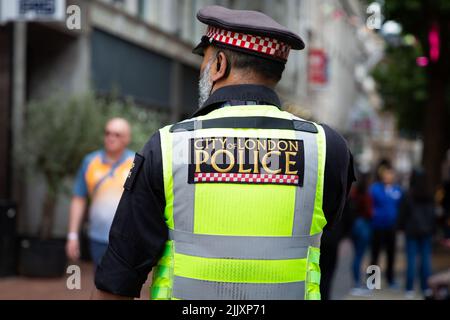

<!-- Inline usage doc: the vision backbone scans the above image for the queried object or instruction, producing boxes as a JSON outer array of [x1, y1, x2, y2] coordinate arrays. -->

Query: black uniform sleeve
[[94, 132, 168, 298], [321, 124, 356, 229]]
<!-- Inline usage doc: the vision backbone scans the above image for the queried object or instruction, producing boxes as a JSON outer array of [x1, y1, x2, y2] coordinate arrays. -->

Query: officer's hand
[[66, 239, 80, 261]]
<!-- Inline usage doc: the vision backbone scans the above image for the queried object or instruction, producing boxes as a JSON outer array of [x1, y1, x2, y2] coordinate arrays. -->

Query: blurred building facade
[[1, 0, 416, 237]]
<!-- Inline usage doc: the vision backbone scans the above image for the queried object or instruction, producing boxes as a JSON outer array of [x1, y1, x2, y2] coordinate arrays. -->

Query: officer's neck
[[212, 72, 277, 94]]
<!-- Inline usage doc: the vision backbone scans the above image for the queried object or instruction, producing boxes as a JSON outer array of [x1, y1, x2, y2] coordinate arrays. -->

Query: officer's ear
[[211, 51, 230, 83]]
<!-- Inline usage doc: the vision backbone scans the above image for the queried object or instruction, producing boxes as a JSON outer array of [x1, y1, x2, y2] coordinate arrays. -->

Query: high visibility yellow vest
[[151, 105, 327, 300]]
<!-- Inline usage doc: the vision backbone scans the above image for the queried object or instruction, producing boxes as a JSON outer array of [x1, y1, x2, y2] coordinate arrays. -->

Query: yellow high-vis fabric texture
[[305, 246, 322, 300], [310, 125, 327, 235], [151, 241, 174, 300], [174, 253, 307, 283], [159, 127, 174, 229], [194, 183, 295, 236]]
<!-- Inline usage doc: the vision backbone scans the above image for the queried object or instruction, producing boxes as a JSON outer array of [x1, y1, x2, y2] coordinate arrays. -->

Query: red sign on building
[[308, 48, 328, 87]]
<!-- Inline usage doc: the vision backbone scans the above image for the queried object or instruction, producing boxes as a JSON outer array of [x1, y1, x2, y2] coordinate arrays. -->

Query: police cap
[[193, 5, 306, 63]]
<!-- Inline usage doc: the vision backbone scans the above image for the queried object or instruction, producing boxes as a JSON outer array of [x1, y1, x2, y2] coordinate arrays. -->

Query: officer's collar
[[192, 84, 282, 118]]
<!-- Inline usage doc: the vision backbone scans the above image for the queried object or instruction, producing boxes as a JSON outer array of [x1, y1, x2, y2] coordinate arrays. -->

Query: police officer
[[93, 5, 355, 300]]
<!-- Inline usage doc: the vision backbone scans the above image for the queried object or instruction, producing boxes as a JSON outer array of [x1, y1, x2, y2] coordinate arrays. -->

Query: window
[[137, 0, 145, 19]]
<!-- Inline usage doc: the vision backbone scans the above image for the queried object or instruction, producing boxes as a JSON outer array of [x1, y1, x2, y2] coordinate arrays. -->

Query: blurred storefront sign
[[0, 0, 66, 23], [346, 96, 378, 174], [348, 104, 374, 142], [308, 48, 329, 88]]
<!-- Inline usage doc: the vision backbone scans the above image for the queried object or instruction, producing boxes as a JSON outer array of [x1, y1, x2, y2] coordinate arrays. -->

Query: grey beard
[[198, 59, 214, 108]]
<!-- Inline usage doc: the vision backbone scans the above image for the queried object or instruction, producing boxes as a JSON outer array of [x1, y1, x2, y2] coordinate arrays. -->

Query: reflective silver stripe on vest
[[170, 230, 321, 260], [173, 276, 305, 300], [172, 131, 195, 232], [292, 126, 319, 236]]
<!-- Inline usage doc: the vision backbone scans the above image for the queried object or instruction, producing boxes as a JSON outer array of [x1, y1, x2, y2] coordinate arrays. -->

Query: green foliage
[[18, 92, 166, 198], [372, 43, 428, 135], [374, 0, 450, 136]]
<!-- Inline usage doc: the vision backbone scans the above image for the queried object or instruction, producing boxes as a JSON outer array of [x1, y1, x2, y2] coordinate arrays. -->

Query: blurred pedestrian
[[370, 165, 403, 288], [320, 218, 345, 300], [398, 169, 436, 299], [66, 118, 134, 267], [439, 150, 450, 245], [441, 174, 450, 243], [349, 173, 373, 295]]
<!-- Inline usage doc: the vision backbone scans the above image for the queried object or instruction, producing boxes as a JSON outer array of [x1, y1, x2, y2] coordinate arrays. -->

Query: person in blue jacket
[[370, 165, 403, 288]]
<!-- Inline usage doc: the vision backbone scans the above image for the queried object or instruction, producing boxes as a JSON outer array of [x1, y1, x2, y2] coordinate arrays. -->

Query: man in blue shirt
[[370, 165, 403, 288]]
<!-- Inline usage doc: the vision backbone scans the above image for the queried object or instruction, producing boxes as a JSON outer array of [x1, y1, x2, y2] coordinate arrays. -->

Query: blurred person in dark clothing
[[320, 173, 360, 300], [320, 218, 345, 300], [349, 173, 373, 295], [398, 169, 436, 299], [370, 165, 403, 288], [441, 175, 450, 243]]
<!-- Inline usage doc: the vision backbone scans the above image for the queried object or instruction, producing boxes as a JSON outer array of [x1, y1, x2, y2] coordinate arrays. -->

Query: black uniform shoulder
[[320, 124, 350, 158], [140, 130, 163, 159], [126, 131, 165, 205], [319, 124, 356, 229]]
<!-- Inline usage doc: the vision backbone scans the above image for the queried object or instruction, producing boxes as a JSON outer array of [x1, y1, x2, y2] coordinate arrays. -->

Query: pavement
[[333, 238, 450, 300], [0, 262, 151, 300], [0, 237, 448, 300]]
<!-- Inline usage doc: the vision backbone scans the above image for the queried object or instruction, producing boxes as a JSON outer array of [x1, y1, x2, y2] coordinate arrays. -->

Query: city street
[[0, 262, 151, 300], [334, 238, 450, 300], [0, 237, 448, 300]]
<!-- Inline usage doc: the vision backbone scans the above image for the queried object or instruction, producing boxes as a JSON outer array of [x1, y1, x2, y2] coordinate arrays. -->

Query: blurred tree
[[373, 44, 428, 134], [375, 0, 450, 189], [18, 92, 166, 239]]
